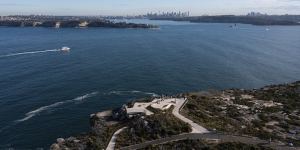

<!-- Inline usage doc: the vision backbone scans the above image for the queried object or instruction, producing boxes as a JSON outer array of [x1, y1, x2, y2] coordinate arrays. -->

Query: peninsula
[[0, 16, 158, 29], [149, 14, 300, 26], [51, 81, 300, 150]]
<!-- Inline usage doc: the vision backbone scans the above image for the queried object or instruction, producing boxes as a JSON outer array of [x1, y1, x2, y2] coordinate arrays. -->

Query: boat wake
[[106, 90, 159, 97], [0, 124, 14, 134], [0, 49, 61, 58], [15, 92, 98, 123]]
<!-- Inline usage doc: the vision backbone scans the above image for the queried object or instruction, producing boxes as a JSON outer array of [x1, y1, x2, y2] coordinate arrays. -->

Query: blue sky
[[0, 0, 300, 16]]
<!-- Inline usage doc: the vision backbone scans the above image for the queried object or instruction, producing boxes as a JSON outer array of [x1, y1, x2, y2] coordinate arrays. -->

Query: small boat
[[61, 47, 71, 52]]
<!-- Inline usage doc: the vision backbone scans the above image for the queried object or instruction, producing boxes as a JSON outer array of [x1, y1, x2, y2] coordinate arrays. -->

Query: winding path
[[106, 98, 208, 150], [105, 98, 297, 150], [119, 98, 297, 150], [172, 98, 209, 133], [106, 127, 127, 150]]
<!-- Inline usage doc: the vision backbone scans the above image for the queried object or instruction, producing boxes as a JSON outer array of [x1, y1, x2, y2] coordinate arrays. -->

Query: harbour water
[[0, 19, 300, 148]]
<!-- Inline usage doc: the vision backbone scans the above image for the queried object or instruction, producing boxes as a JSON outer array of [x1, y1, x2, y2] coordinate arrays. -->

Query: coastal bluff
[[50, 81, 300, 150]]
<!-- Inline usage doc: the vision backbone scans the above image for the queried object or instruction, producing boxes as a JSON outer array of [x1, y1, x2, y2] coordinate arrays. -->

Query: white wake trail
[[107, 90, 159, 97], [15, 92, 98, 122], [0, 49, 61, 58]]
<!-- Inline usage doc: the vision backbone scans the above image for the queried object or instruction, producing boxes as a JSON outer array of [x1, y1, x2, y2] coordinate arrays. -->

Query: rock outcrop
[[50, 113, 109, 150]]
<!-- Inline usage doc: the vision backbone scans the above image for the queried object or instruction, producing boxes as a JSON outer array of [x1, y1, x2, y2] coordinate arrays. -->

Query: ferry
[[61, 47, 71, 52]]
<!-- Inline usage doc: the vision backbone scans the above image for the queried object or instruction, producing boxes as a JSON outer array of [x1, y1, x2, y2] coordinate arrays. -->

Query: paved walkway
[[125, 97, 209, 134], [172, 98, 209, 133], [106, 98, 208, 150], [106, 127, 127, 150], [106, 98, 297, 150]]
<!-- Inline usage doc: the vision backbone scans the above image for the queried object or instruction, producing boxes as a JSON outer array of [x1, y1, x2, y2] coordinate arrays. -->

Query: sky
[[0, 0, 300, 16]]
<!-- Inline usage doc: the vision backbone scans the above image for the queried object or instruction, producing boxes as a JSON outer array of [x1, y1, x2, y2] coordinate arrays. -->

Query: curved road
[[120, 133, 297, 150], [106, 98, 297, 150]]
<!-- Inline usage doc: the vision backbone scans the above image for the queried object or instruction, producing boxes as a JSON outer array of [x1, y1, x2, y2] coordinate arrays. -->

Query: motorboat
[[61, 47, 71, 52]]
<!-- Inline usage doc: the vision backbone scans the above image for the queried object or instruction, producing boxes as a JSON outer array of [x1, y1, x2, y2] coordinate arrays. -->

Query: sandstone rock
[[56, 138, 65, 144], [74, 139, 80, 143], [50, 143, 60, 150], [66, 136, 76, 142]]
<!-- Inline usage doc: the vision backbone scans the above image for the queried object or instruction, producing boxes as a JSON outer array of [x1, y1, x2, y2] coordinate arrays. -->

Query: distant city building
[[146, 11, 190, 18], [247, 12, 267, 16]]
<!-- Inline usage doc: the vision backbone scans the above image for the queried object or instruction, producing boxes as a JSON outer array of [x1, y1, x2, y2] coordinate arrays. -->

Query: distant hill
[[150, 15, 300, 25]]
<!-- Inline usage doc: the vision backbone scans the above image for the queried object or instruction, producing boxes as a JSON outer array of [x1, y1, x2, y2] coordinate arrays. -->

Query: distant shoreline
[[0, 20, 159, 29], [150, 15, 300, 26]]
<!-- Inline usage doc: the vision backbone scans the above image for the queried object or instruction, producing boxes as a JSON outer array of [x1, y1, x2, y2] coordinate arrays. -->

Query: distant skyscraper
[[146, 11, 190, 18]]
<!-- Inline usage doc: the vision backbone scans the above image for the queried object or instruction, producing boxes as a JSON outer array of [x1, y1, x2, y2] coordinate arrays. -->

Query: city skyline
[[1, 0, 300, 16]]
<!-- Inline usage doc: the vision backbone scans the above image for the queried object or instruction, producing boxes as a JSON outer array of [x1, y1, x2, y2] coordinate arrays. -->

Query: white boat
[[61, 47, 71, 52]]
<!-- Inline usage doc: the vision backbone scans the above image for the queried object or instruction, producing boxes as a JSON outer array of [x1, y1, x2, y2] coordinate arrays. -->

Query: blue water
[[0, 19, 300, 149]]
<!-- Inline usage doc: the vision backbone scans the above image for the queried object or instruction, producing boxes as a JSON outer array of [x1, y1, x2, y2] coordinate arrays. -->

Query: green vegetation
[[182, 95, 236, 132], [252, 82, 300, 112], [146, 105, 163, 114], [182, 81, 300, 146], [0, 20, 158, 28], [51, 81, 299, 149], [232, 97, 255, 107], [140, 140, 273, 150], [116, 109, 191, 148], [86, 124, 121, 149], [152, 15, 300, 26], [50, 115, 125, 150]]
